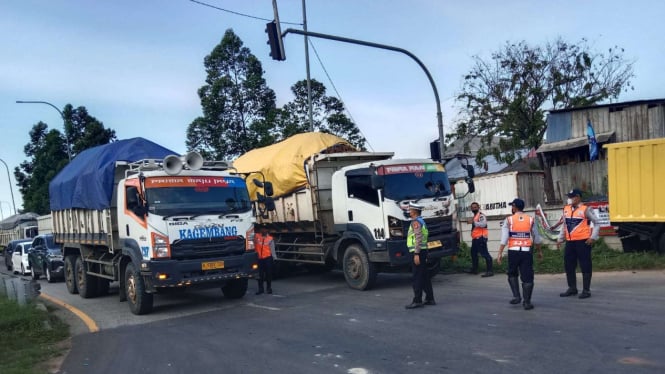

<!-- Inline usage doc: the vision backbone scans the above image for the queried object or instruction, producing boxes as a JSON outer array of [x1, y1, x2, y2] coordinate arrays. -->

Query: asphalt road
[[3, 267, 665, 373]]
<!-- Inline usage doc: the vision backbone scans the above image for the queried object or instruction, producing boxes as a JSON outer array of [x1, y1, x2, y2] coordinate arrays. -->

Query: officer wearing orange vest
[[497, 198, 543, 310], [465, 202, 493, 277], [254, 226, 276, 295], [557, 188, 600, 299]]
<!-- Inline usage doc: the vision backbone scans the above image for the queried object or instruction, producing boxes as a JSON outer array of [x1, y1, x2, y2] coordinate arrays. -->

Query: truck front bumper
[[141, 251, 258, 289], [374, 232, 459, 266]]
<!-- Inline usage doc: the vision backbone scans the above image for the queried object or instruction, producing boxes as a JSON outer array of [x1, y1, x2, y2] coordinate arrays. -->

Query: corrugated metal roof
[[548, 98, 665, 114], [536, 131, 614, 153]]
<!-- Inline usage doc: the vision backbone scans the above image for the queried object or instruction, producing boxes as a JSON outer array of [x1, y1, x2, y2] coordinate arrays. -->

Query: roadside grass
[[442, 239, 665, 274], [0, 298, 69, 374]]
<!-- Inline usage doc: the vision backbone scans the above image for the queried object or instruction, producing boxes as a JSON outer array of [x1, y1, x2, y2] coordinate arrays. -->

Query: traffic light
[[265, 21, 286, 61]]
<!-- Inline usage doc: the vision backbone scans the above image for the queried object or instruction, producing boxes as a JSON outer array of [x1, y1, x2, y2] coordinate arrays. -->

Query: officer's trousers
[[507, 249, 534, 283], [412, 252, 433, 303]]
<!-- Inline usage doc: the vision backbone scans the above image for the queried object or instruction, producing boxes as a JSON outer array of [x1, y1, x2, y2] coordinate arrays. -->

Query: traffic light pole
[[281, 28, 445, 159]]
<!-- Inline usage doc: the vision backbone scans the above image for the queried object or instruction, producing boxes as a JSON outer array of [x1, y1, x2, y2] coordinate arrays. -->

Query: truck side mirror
[[264, 197, 276, 212], [370, 175, 384, 190], [465, 177, 475, 194], [264, 181, 274, 197], [465, 164, 475, 178]]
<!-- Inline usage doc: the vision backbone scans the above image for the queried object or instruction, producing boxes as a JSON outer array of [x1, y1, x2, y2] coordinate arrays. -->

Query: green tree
[[453, 38, 634, 164], [63, 104, 116, 155], [14, 123, 68, 214], [186, 29, 277, 160], [15, 106, 116, 214], [278, 79, 366, 150]]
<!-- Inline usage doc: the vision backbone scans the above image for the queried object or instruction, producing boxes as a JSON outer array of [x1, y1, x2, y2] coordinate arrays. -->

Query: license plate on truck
[[427, 240, 442, 249], [202, 261, 225, 270]]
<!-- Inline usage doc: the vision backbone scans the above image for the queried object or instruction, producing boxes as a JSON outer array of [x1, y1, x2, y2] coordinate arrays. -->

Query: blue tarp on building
[[49, 138, 177, 211]]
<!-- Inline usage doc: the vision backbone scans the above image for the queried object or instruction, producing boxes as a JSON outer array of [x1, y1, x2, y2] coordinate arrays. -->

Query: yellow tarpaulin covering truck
[[605, 138, 665, 253], [235, 132, 461, 290]]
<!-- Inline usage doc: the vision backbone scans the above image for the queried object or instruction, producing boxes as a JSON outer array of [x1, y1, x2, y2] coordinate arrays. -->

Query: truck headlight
[[388, 216, 404, 238], [151, 232, 171, 259]]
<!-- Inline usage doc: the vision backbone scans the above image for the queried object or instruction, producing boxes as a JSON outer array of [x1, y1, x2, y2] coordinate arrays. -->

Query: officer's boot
[[508, 276, 521, 304], [579, 273, 592, 299], [255, 279, 264, 295], [482, 257, 494, 277], [266, 280, 273, 294], [522, 283, 534, 310], [559, 272, 578, 297]]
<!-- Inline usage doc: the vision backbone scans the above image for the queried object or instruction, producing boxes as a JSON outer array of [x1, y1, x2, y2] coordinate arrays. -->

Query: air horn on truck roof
[[164, 151, 204, 175]]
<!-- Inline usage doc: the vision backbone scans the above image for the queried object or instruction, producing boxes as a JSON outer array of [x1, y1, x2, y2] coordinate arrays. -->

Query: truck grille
[[170, 238, 245, 260], [424, 217, 454, 237]]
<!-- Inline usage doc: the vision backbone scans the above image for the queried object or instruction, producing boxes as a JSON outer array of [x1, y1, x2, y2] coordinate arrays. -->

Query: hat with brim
[[567, 188, 582, 198], [509, 198, 525, 210]]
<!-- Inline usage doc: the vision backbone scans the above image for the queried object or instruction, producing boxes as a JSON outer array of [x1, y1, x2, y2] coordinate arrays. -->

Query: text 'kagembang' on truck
[[235, 133, 465, 290], [49, 138, 259, 315]]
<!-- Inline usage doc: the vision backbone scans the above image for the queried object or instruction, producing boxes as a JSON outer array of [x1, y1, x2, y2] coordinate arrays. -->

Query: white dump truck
[[0, 213, 39, 248], [235, 133, 462, 290], [49, 138, 259, 314]]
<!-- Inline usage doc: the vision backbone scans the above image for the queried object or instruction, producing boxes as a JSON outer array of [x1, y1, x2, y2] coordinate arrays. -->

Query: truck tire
[[342, 244, 377, 290], [125, 262, 153, 315], [97, 278, 110, 296], [64, 255, 78, 294], [76, 256, 99, 298], [222, 278, 248, 299]]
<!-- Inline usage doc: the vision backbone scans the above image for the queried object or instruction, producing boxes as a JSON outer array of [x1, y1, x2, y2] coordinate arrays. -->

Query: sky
[[1, 0, 663, 214]]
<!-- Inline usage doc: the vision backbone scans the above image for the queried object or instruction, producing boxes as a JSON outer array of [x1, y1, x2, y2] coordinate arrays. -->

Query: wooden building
[[537, 99, 665, 202]]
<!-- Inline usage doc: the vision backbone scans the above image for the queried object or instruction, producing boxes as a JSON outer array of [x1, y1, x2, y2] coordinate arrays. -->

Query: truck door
[[345, 175, 386, 240]]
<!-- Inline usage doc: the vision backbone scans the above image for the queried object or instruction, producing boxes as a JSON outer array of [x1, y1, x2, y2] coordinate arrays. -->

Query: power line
[[189, 0, 302, 25], [308, 39, 374, 151]]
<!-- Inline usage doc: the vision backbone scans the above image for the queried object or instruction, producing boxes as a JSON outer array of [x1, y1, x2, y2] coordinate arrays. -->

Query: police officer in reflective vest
[[254, 227, 276, 295], [497, 198, 543, 310], [405, 202, 435, 309], [465, 202, 494, 277], [557, 189, 600, 299]]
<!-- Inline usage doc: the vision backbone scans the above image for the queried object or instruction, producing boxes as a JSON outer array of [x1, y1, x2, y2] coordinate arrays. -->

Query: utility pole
[[302, 0, 314, 132], [281, 29, 446, 158]]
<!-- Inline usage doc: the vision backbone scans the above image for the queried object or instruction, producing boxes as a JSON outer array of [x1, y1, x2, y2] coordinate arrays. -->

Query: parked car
[[28, 234, 64, 283], [4, 239, 33, 271], [11, 242, 32, 275]]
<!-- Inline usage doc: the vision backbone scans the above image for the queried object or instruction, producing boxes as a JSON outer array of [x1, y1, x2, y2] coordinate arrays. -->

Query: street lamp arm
[[16, 100, 65, 118], [0, 158, 17, 215], [15, 100, 72, 161], [282, 28, 446, 159]]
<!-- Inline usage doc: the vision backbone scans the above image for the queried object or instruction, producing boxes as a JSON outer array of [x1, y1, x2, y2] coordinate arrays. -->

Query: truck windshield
[[381, 171, 451, 201], [144, 176, 251, 217]]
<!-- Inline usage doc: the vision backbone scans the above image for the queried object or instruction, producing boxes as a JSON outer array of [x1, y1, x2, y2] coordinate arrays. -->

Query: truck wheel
[[97, 278, 110, 295], [64, 256, 78, 294], [31, 264, 40, 280], [125, 262, 153, 315], [222, 278, 248, 299], [427, 258, 441, 279], [76, 256, 99, 298], [76, 257, 99, 297], [343, 244, 377, 290]]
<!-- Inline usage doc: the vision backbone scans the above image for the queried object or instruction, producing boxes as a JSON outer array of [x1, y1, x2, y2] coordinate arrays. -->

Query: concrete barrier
[[0, 273, 41, 306]]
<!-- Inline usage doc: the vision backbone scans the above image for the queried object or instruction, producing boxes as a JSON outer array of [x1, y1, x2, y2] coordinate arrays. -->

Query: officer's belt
[[508, 246, 531, 252]]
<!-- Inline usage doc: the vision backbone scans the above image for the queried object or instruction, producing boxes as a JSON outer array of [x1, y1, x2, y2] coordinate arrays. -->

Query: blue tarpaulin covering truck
[[49, 138, 259, 314]]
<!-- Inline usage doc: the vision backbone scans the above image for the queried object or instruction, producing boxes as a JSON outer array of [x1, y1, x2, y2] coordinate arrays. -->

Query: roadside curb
[[39, 292, 99, 334]]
